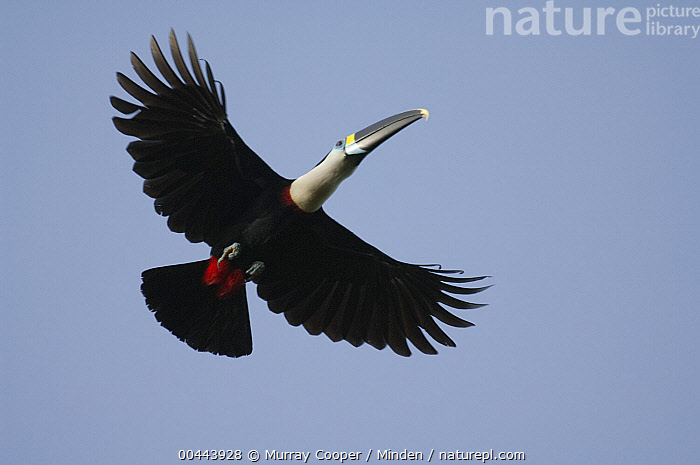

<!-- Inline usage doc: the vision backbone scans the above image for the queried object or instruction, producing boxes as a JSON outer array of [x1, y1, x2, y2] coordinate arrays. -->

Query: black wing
[[257, 210, 489, 356], [111, 30, 284, 246]]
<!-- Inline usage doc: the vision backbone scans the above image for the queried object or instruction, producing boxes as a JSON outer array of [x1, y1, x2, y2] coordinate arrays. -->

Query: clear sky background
[[3, 1, 698, 464]]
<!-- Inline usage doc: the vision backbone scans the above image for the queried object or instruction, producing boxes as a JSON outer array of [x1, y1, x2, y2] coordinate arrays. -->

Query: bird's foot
[[217, 242, 242, 267], [245, 261, 265, 282]]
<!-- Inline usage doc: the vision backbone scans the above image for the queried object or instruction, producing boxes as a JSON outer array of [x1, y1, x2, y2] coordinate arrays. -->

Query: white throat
[[289, 150, 357, 213]]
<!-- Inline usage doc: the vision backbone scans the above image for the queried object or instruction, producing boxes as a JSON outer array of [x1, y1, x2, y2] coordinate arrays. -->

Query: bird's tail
[[140, 259, 252, 357]]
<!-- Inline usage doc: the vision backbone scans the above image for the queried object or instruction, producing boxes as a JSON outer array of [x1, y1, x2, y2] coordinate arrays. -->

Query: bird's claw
[[217, 242, 242, 267], [245, 261, 265, 281]]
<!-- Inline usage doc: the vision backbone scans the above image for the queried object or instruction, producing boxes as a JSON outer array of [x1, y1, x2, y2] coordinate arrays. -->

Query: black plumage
[[112, 30, 488, 357]]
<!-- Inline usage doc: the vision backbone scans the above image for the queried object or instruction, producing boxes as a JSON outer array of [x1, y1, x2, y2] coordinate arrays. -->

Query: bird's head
[[336, 108, 429, 165], [290, 109, 429, 212]]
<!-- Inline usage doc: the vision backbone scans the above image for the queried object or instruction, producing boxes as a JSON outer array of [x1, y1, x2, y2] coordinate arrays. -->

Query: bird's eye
[[335, 140, 343, 147]]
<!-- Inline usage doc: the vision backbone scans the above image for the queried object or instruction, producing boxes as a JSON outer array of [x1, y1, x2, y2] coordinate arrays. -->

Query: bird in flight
[[111, 30, 489, 358]]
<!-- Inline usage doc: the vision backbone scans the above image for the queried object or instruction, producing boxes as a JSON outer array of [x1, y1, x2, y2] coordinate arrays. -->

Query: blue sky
[[3, 1, 698, 463]]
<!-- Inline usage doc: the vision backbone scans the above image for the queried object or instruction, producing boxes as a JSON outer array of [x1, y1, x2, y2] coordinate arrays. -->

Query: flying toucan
[[111, 30, 489, 358]]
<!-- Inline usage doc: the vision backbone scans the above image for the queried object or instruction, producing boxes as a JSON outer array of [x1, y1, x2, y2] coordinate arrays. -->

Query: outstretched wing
[[111, 30, 284, 246], [257, 210, 490, 356]]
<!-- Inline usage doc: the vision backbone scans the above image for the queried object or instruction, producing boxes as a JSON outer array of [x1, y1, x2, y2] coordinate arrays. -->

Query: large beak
[[344, 109, 429, 156]]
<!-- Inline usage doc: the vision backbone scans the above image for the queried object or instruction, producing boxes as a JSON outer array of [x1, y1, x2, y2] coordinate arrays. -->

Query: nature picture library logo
[[486, 1, 700, 38]]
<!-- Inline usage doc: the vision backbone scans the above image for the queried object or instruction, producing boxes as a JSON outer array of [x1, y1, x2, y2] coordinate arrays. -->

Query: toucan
[[111, 30, 489, 358]]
